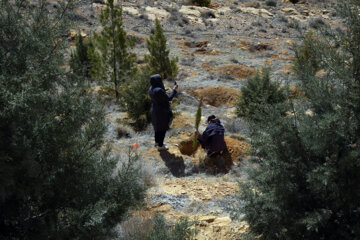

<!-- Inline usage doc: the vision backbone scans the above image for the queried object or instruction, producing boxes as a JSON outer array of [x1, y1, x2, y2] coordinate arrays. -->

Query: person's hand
[[195, 130, 200, 135], [173, 84, 179, 91]]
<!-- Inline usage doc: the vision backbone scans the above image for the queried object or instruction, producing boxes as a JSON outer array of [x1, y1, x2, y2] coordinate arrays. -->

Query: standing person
[[149, 74, 178, 150], [196, 115, 226, 157]]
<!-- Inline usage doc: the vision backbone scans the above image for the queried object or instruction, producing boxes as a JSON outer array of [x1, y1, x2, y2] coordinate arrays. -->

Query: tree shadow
[[159, 150, 185, 177]]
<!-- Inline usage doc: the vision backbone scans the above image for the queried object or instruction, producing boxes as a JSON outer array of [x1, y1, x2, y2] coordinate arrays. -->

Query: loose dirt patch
[[194, 48, 223, 55], [171, 114, 195, 129], [216, 64, 256, 79], [176, 132, 250, 171], [158, 177, 238, 201], [186, 86, 241, 107]]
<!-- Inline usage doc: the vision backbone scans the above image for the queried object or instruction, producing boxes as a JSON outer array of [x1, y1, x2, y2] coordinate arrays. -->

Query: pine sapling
[[193, 98, 202, 147]]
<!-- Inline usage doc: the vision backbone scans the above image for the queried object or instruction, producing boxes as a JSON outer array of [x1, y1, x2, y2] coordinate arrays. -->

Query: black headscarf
[[150, 74, 165, 90]]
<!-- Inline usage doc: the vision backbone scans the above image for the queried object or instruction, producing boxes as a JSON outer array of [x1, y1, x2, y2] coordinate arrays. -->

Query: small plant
[[145, 18, 178, 80], [265, 0, 277, 7], [193, 98, 202, 147], [309, 17, 326, 29], [192, 0, 211, 7], [117, 212, 198, 240]]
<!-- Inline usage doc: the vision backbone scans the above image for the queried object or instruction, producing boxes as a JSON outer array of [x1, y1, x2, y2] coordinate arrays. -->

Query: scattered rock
[[249, 42, 273, 52], [92, 3, 106, 15], [185, 40, 209, 48], [123, 7, 141, 17], [144, 6, 170, 21], [238, 7, 274, 18], [281, 7, 300, 15], [217, 7, 231, 15], [68, 30, 87, 41]]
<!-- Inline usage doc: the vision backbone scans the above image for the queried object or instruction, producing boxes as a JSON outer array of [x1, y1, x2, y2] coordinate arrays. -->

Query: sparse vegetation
[[145, 18, 178, 80], [265, 0, 277, 7], [192, 0, 211, 7], [118, 212, 198, 240]]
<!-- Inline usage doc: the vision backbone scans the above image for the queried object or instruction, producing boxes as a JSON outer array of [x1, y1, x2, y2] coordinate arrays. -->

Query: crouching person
[[196, 115, 226, 155]]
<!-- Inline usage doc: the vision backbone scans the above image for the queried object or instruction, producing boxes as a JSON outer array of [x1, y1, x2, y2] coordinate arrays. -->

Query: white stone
[[217, 7, 231, 15], [144, 6, 170, 21], [123, 7, 140, 17], [179, 6, 202, 18], [238, 7, 273, 18]]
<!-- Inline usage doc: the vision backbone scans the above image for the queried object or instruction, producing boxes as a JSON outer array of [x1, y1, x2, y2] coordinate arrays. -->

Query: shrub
[[235, 67, 286, 122], [192, 0, 211, 7], [119, 70, 152, 131], [293, 31, 322, 78], [265, 0, 277, 7], [118, 212, 198, 240], [70, 33, 94, 78], [309, 17, 326, 29], [145, 18, 178, 80], [0, 1, 145, 239]]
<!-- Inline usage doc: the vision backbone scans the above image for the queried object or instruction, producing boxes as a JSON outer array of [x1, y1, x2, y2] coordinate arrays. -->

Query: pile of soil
[[177, 133, 250, 171], [186, 86, 241, 107], [216, 64, 256, 79]]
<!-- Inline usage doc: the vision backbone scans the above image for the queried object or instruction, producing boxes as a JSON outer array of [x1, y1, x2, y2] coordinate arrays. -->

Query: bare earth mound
[[187, 86, 241, 107], [177, 133, 250, 170]]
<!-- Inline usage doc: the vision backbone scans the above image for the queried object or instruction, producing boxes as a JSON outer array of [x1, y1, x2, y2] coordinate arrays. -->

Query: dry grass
[[186, 86, 241, 107], [216, 64, 256, 79]]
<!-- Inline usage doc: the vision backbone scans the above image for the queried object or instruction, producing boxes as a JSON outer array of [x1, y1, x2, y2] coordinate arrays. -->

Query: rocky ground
[[66, 0, 341, 238]]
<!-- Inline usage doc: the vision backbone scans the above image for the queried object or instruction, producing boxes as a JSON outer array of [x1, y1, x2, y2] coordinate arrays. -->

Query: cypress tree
[[235, 67, 286, 122], [120, 69, 152, 131], [145, 18, 178, 80], [0, 1, 144, 239], [228, 0, 360, 239], [90, 0, 137, 101], [70, 33, 94, 78]]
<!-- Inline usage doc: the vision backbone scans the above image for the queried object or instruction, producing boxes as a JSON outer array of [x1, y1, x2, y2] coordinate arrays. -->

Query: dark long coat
[[149, 74, 177, 132]]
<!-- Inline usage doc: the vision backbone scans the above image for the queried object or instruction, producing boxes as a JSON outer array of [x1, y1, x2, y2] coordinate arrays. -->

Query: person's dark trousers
[[155, 131, 166, 147]]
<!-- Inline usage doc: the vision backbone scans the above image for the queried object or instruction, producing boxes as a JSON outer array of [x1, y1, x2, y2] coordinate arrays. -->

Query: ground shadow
[[159, 150, 186, 177]]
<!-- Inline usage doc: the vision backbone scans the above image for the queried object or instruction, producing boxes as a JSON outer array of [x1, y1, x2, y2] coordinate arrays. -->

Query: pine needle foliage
[[120, 212, 198, 240], [119, 69, 152, 131], [148, 213, 198, 240], [70, 33, 95, 78], [228, 0, 360, 239], [0, 1, 145, 239], [90, 0, 137, 101], [193, 98, 203, 147], [293, 31, 321, 78], [235, 67, 286, 122], [145, 18, 179, 80]]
